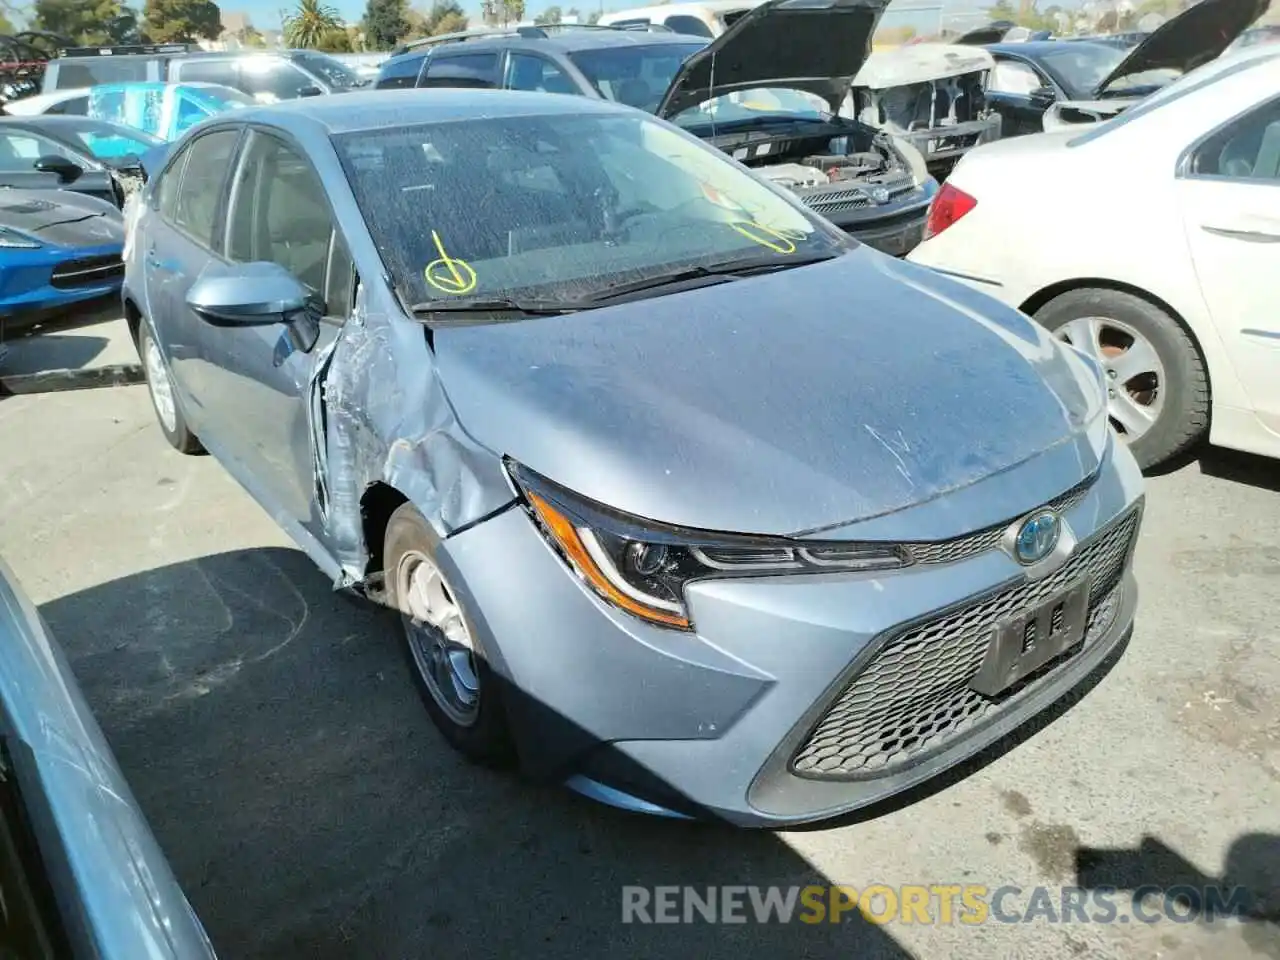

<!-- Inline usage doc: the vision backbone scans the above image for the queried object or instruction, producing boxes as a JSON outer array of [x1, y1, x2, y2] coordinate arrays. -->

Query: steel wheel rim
[[395, 549, 481, 727], [144, 334, 178, 434], [1056, 315, 1167, 441]]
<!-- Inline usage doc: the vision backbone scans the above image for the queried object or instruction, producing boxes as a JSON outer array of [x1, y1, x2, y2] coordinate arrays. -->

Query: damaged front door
[[196, 128, 353, 535]]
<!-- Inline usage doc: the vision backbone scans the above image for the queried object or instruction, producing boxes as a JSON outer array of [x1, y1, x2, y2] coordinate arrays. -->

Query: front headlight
[[0, 227, 40, 249], [509, 461, 909, 631]]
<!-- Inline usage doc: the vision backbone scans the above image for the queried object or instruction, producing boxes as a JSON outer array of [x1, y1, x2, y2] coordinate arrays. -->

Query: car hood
[[0, 189, 122, 247], [954, 21, 1015, 45], [853, 44, 995, 88], [1094, 0, 1268, 95], [656, 0, 890, 120], [433, 249, 1108, 538]]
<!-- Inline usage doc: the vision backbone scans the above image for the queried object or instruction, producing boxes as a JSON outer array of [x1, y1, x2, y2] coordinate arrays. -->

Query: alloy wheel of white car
[[144, 333, 179, 435], [1057, 315, 1167, 442]]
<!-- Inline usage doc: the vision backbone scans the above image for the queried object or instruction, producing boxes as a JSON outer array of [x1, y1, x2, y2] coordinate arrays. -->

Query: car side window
[[0, 131, 82, 171], [152, 150, 189, 219], [663, 15, 714, 37], [988, 60, 1044, 96], [170, 129, 240, 247], [505, 53, 572, 93], [377, 53, 427, 89], [324, 235, 356, 318], [1189, 96, 1280, 182], [226, 131, 337, 297], [421, 52, 499, 89], [173, 59, 239, 88]]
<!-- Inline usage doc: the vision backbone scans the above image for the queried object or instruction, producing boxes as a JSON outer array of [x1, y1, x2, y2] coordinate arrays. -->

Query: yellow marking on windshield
[[729, 220, 798, 255], [424, 230, 477, 295]]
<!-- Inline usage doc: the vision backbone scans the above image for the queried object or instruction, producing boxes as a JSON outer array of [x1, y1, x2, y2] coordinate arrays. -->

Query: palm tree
[[284, 0, 342, 48]]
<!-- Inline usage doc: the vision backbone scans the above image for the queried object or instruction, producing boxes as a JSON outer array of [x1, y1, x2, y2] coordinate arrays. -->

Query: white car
[[907, 45, 1280, 469], [2, 87, 94, 116]]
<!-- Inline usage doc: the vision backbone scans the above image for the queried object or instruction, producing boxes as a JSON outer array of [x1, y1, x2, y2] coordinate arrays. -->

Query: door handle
[[1201, 224, 1280, 243]]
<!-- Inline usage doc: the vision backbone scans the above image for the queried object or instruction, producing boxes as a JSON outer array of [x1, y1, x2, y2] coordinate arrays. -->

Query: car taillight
[[923, 183, 977, 240]]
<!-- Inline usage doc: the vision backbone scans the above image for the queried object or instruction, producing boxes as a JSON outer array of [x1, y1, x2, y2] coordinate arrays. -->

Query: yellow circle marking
[[424, 229, 477, 295], [729, 220, 797, 254]]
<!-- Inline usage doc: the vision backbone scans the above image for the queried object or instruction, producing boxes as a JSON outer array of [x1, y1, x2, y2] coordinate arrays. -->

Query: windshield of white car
[[568, 42, 706, 112], [672, 88, 833, 129], [335, 111, 851, 313]]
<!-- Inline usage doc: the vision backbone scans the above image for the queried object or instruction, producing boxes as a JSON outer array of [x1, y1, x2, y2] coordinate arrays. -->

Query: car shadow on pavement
[[1075, 834, 1280, 957], [1146, 443, 1280, 493], [40, 548, 914, 960]]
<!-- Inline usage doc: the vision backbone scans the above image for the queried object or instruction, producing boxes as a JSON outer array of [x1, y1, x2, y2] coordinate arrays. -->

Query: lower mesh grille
[[791, 506, 1140, 780], [50, 255, 123, 289]]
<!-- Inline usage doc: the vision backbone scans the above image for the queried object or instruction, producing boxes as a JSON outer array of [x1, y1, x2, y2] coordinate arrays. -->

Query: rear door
[[140, 126, 243, 423], [0, 127, 114, 201], [1178, 93, 1280, 439], [169, 57, 240, 90], [198, 127, 354, 534]]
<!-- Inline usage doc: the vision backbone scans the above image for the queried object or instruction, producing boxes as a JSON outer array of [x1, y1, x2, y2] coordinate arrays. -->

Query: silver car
[[123, 88, 1143, 827], [0, 555, 216, 956]]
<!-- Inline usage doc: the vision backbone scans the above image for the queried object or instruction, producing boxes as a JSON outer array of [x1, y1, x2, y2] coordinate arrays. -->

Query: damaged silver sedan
[[123, 90, 1144, 827]]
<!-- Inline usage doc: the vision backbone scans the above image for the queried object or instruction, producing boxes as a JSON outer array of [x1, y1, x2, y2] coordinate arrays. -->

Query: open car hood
[[656, 0, 889, 120], [954, 21, 1016, 45], [1094, 0, 1269, 95]]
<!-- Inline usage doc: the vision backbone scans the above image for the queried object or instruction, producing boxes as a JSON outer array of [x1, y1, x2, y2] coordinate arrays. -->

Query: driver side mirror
[[297, 84, 324, 98], [1030, 85, 1056, 105], [185, 261, 311, 327], [33, 154, 83, 184]]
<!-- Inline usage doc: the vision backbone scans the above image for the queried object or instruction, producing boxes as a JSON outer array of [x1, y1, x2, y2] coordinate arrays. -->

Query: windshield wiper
[[581, 251, 840, 305], [408, 296, 581, 317]]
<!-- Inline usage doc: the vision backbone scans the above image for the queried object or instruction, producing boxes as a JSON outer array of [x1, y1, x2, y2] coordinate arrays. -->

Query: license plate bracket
[[970, 579, 1091, 698]]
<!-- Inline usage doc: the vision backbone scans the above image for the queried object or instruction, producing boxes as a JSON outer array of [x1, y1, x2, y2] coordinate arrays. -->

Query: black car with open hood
[[375, 4, 940, 257]]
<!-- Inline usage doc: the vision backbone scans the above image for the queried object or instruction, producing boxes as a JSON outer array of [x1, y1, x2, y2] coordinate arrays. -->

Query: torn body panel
[[850, 46, 1001, 179], [312, 283, 516, 586]]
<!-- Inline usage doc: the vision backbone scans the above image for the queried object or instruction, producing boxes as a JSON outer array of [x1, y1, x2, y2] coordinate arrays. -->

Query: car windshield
[[568, 42, 707, 112], [294, 51, 367, 89], [672, 88, 832, 129], [56, 118, 160, 160], [1038, 42, 1178, 96], [334, 111, 849, 311]]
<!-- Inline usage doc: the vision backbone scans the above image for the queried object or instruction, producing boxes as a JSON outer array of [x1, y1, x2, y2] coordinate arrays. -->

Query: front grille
[[50, 255, 123, 289], [801, 176, 919, 214], [905, 473, 1095, 566], [791, 504, 1141, 780]]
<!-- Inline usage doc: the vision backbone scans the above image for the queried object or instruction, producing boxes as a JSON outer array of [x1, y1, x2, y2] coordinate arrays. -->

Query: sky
[[235, 0, 1012, 32]]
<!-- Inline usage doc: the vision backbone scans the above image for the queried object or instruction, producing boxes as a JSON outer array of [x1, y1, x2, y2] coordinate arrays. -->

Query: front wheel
[[384, 502, 515, 767], [138, 322, 203, 455], [1034, 288, 1209, 470]]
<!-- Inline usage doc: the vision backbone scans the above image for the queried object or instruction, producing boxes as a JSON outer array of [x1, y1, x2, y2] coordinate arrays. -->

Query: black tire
[[1034, 288, 1209, 470], [137, 322, 204, 455], [384, 502, 515, 767]]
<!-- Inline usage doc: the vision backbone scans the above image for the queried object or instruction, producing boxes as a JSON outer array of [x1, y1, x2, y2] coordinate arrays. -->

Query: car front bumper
[[439, 439, 1143, 828], [0, 243, 124, 320], [804, 177, 937, 258]]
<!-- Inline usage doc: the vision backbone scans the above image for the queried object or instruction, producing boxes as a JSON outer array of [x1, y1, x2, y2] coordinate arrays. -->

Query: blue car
[[125, 87, 1143, 828], [87, 81, 256, 142], [0, 188, 123, 320]]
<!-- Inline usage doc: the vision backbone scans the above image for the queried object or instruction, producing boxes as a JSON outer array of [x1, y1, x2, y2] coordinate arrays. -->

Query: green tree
[[284, 0, 342, 47], [0, 11, 14, 33], [534, 4, 561, 24], [432, 10, 466, 33], [585, 8, 600, 23], [142, 0, 222, 42], [565, 4, 579, 18], [362, 0, 407, 48], [237, 23, 266, 45], [500, 0, 524, 23], [33, 0, 126, 44], [316, 24, 351, 48]]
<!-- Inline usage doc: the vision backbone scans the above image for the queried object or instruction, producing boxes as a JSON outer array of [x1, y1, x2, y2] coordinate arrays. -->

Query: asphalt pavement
[[0, 382, 1276, 960]]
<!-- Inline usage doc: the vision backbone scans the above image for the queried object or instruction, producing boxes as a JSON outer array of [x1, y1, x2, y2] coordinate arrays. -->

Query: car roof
[[385, 27, 706, 63], [229, 87, 637, 135]]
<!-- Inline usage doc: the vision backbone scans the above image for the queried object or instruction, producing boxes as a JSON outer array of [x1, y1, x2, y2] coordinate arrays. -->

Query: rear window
[[53, 57, 153, 89], [377, 54, 426, 89], [421, 53, 499, 89]]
